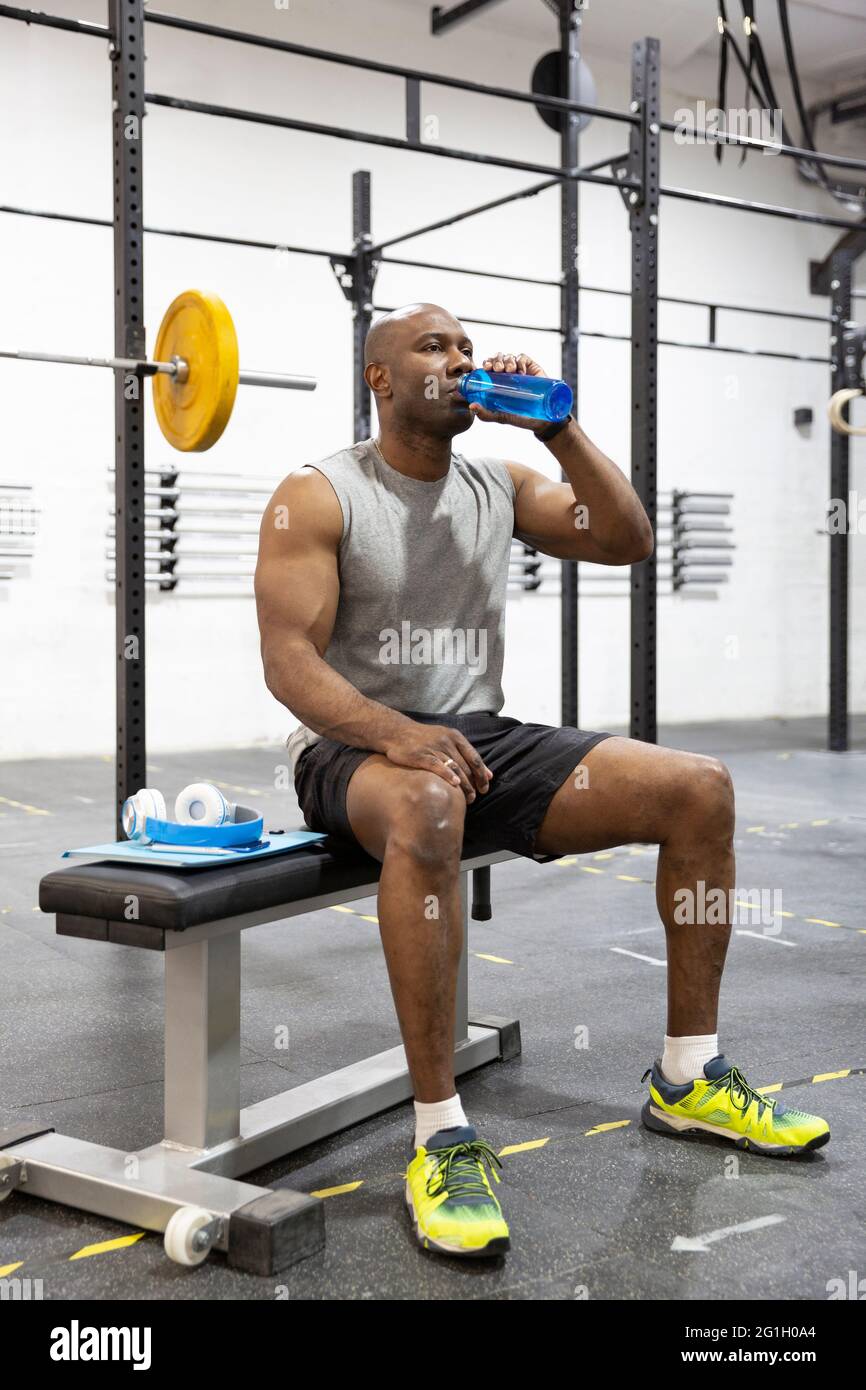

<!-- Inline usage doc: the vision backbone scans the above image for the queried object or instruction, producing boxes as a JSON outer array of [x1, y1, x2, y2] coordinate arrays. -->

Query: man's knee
[[681, 755, 735, 836], [386, 773, 466, 865]]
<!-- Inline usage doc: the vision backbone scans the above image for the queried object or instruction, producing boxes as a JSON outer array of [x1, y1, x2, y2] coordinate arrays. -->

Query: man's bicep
[[508, 460, 633, 565], [256, 539, 340, 658]]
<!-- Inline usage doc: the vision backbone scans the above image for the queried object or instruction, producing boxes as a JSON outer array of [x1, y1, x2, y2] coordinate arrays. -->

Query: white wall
[[1, 0, 863, 758]]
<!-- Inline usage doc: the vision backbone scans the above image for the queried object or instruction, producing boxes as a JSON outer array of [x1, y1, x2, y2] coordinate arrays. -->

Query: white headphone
[[122, 782, 260, 846]]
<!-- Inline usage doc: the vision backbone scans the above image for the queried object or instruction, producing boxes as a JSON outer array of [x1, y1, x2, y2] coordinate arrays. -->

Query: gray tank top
[[286, 436, 516, 770]]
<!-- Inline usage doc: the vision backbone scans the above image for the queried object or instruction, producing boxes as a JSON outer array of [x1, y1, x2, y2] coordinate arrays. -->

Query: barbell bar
[[0, 349, 315, 392], [0, 289, 316, 452]]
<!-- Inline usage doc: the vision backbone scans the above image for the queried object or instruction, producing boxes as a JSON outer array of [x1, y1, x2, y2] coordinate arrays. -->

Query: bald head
[[362, 302, 476, 441], [363, 303, 463, 368]]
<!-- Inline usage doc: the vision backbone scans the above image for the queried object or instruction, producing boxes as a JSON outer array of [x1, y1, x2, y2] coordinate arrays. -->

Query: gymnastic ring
[[828, 387, 866, 437]]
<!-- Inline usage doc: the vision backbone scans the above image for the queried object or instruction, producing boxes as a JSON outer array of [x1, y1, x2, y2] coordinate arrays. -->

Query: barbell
[[0, 289, 316, 452]]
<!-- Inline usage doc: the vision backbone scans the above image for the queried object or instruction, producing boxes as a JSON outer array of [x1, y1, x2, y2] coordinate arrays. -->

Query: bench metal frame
[[1, 849, 520, 1274]]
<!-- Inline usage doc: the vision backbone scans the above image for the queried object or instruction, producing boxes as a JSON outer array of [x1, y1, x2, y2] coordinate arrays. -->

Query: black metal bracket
[[431, 0, 507, 36], [610, 156, 635, 214], [328, 251, 380, 305], [328, 256, 355, 301], [809, 221, 866, 295]]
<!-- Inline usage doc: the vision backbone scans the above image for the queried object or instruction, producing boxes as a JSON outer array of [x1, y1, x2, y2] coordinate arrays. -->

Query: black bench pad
[[39, 836, 382, 933]]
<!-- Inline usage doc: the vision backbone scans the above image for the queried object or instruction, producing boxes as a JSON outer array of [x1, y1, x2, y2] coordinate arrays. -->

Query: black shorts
[[293, 709, 613, 863]]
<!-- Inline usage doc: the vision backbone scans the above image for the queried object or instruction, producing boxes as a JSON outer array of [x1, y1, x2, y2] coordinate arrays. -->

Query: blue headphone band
[[136, 808, 263, 848], [122, 790, 263, 847]]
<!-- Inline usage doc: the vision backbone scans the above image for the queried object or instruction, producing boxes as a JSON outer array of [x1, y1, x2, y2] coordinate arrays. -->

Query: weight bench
[[1, 839, 520, 1275]]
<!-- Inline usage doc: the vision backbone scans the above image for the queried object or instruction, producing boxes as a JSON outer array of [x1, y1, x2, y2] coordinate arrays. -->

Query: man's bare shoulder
[[291, 462, 339, 491], [264, 465, 343, 544]]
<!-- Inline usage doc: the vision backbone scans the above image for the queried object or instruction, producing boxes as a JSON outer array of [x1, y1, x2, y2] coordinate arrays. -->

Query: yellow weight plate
[[152, 290, 239, 451]]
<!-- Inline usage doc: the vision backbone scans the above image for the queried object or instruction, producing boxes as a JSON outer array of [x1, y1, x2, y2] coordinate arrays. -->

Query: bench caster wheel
[[0, 1154, 22, 1202], [164, 1205, 216, 1267]]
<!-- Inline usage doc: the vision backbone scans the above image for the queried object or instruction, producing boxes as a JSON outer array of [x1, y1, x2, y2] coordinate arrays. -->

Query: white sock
[[413, 1094, 468, 1151], [661, 1033, 719, 1085]]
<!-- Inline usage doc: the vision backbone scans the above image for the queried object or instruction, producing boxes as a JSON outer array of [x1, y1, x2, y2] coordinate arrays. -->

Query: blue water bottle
[[457, 370, 573, 424]]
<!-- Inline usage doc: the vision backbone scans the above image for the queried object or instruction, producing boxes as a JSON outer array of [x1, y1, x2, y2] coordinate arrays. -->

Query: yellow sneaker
[[404, 1125, 510, 1257], [641, 1054, 830, 1156]]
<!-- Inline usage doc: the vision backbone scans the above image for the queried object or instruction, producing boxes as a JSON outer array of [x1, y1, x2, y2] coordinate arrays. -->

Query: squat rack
[[1, 0, 865, 835]]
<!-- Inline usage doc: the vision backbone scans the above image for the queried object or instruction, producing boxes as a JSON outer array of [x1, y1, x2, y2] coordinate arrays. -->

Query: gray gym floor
[[1, 715, 863, 1301]]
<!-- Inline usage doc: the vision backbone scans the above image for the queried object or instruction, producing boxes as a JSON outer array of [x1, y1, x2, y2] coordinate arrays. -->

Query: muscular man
[[255, 302, 829, 1261]]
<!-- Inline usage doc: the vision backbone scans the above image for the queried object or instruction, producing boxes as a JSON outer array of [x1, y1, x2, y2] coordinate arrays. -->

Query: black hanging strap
[[736, 1, 798, 162], [777, 0, 830, 191], [715, 1, 729, 164]]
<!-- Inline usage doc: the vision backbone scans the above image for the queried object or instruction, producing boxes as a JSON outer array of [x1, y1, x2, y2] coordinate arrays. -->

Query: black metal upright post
[[828, 251, 852, 752], [559, 0, 581, 729], [628, 38, 660, 744], [110, 0, 147, 836], [351, 170, 376, 441], [558, 0, 586, 733]]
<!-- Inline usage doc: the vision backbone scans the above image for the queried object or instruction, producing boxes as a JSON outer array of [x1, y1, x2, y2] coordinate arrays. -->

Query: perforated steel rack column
[[628, 38, 660, 744], [828, 252, 852, 752], [351, 171, 376, 442], [110, 0, 147, 836], [559, 0, 581, 728]]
